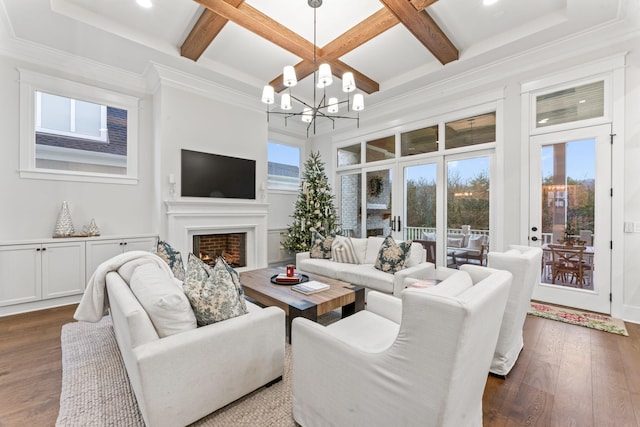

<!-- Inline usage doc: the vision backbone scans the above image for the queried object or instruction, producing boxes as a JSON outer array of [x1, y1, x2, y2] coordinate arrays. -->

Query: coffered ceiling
[[0, 0, 634, 135]]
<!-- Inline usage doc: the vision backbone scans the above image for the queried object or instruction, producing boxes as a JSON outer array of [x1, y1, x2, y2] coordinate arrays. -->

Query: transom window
[[36, 92, 108, 142]]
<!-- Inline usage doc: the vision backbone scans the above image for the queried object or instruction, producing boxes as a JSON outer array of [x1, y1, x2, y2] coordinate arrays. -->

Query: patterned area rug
[[528, 302, 628, 336], [57, 312, 340, 427]]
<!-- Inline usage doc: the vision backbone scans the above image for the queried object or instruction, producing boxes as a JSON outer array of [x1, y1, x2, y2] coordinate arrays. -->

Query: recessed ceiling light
[[579, 99, 587, 104], [483, 0, 499, 5], [136, 0, 152, 8]]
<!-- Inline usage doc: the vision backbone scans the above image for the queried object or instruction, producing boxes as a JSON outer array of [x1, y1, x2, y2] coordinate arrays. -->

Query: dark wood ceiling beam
[[180, 0, 245, 61], [409, 0, 439, 12], [269, 8, 396, 94], [379, 0, 458, 65], [195, 0, 316, 61]]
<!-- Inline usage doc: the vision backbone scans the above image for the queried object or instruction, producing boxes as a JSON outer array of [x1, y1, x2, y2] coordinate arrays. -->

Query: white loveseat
[[296, 236, 433, 296], [105, 263, 285, 427]]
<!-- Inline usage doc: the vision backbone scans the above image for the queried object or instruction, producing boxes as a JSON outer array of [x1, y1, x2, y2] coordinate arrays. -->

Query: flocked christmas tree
[[282, 151, 339, 253]]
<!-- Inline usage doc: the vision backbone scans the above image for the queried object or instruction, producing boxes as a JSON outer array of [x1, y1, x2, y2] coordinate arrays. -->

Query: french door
[[400, 151, 493, 266], [338, 166, 400, 240], [529, 124, 612, 313]]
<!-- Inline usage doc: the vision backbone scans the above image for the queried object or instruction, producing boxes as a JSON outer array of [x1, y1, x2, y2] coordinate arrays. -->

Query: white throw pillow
[[130, 263, 197, 338], [447, 236, 465, 248], [422, 232, 436, 241], [467, 235, 486, 250], [364, 236, 386, 264]]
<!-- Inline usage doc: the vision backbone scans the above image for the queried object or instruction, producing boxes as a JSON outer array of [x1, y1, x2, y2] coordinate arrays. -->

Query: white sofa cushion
[[183, 255, 248, 326], [326, 310, 399, 351], [419, 270, 473, 297], [340, 264, 395, 294], [350, 238, 368, 264], [364, 236, 385, 264], [130, 263, 197, 338], [404, 241, 424, 268]]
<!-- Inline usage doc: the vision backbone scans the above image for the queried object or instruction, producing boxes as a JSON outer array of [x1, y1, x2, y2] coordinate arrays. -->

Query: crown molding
[[0, 36, 147, 95], [143, 62, 261, 113]]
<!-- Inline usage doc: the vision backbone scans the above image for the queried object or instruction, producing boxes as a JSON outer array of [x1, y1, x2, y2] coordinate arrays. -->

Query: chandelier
[[260, 0, 364, 135]]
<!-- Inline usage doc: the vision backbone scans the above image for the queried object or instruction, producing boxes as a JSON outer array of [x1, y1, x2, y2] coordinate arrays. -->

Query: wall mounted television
[[181, 149, 256, 199]]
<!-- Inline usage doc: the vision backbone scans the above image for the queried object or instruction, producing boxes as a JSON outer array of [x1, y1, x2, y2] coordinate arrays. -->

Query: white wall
[[154, 82, 268, 240], [0, 55, 156, 241]]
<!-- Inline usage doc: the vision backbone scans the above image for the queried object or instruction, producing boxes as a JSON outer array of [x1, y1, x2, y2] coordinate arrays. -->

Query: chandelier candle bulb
[[353, 93, 364, 111], [281, 93, 292, 110], [342, 72, 356, 92], [261, 85, 274, 104], [302, 107, 313, 123], [328, 97, 339, 113], [317, 64, 333, 88], [283, 65, 297, 87]]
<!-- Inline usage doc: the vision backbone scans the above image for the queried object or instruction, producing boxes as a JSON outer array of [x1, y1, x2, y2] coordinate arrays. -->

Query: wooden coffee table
[[239, 267, 365, 341]]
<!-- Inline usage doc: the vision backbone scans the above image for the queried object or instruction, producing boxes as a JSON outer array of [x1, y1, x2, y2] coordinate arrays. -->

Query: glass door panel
[[404, 162, 438, 262], [446, 156, 491, 267], [339, 173, 362, 238], [366, 169, 395, 238], [529, 125, 611, 313]]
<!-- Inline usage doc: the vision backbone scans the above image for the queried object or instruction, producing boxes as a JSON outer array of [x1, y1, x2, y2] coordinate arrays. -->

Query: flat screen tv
[[181, 149, 256, 199]]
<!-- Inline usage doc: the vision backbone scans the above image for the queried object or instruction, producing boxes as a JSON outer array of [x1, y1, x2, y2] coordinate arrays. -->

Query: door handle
[[397, 217, 401, 232], [391, 216, 397, 231]]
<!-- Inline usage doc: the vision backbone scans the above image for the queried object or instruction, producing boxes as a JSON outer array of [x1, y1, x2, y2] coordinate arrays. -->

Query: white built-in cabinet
[[85, 236, 158, 284], [0, 234, 157, 316]]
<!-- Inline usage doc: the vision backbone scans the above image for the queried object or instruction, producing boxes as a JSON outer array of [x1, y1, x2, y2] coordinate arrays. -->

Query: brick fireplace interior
[[193, 233, 247, 268]]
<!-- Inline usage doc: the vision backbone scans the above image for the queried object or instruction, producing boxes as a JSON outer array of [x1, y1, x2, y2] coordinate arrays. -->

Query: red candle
[[286, 264, 294, 277]]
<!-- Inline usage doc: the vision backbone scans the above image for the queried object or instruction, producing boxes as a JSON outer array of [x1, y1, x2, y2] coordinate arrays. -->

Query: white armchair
[[486, 244, 543, 376], [291, 266, 512, 427]]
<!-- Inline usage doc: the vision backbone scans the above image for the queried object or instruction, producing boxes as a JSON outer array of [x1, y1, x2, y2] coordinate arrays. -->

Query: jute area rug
[[528, 301, 628, 336], [56, 313, 338, 427]]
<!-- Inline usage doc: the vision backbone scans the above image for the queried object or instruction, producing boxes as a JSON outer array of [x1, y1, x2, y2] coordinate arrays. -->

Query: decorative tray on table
[[270, 273, 310, 285]]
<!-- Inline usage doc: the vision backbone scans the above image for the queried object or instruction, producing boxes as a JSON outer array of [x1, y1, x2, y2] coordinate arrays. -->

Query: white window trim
[[19, 69, 139, 184]]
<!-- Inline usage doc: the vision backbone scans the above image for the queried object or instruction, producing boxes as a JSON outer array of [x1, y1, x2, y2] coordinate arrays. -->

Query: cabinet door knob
[[42, 247, 47, 251], [36, 248, 41, 251]]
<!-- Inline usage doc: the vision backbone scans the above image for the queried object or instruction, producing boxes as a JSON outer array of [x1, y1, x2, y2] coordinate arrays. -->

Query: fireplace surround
[[165, 200, 269, 271]]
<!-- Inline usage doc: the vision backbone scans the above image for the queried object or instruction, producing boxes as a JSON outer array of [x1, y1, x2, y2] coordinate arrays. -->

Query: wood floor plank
[[592, 327, 639, 426], [549, 324, 593, 427]]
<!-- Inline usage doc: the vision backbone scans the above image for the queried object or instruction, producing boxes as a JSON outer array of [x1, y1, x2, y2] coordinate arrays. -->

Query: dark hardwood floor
[[0, 304, 639, 426]]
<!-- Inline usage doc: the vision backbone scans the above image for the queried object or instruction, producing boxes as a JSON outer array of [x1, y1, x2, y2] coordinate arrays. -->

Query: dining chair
[[548, 244, 592, 287]]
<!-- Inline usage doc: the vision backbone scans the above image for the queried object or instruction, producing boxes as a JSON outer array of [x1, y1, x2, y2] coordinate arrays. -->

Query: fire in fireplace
[[193, 233, 247, 268]]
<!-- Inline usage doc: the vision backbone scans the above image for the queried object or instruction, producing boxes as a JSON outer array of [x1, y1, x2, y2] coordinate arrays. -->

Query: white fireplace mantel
[[165, 199, 269, 270]]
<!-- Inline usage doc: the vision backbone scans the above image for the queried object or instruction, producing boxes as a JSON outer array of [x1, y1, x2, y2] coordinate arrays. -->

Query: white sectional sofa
[[105, 261, 285, 427], [296, 236, 434, 296]]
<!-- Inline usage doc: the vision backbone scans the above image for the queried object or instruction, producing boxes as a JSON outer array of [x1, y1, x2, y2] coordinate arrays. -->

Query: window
[[366, 135, 395, 162], [36, 92, 108, 142], [267, 142, 300, 190], [445, 112, 496, 150], [535, 80, 604, 128], [20, 69, 139, 184], [337, 143, 361, 167], [401, 125, 438, 156]]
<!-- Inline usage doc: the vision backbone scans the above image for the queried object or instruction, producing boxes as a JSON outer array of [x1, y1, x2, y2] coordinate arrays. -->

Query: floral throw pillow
[[183, 254, 248, 326], [374, 235, 412, 274], [310, 230, 335, 259], [157, 241, 186, 281]]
